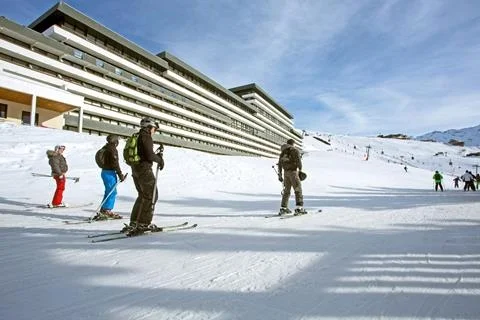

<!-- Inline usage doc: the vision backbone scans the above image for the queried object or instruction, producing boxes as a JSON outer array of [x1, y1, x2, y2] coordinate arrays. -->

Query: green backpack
[[123, 133, 140, 166]]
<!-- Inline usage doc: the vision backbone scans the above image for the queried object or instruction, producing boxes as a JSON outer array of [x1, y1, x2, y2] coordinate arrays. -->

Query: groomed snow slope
[[0, 123, 479, 320]]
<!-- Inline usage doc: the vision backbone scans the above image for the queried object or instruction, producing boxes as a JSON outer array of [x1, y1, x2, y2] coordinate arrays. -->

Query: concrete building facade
[[0, 2, 302, 157]]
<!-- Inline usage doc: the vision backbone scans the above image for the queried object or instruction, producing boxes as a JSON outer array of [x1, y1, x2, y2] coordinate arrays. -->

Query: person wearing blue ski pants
[[101, 169, 118, 210]]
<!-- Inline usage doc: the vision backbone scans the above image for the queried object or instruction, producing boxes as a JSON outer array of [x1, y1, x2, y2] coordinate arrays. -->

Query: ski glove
[[278, 174, 283, 183], [157, 157, 165, 171], [119, 173, 126, 182]]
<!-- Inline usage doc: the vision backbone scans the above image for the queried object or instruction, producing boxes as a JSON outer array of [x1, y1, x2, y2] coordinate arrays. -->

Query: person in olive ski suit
[[127, 118, 164, 232], [277, 138, 306, 215]]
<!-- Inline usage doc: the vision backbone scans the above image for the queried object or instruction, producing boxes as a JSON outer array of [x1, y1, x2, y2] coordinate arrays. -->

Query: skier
[[95, 134, 125, 220], [432, 170, 443, 192], [277, 139, 306, 215], [125, 118, 164, 233], [476, 173, 480, 190], [46, 145, 68, 207], [453, 176, 460, 188], [404, 166, 408, 172], [461, 170, 475, 191]]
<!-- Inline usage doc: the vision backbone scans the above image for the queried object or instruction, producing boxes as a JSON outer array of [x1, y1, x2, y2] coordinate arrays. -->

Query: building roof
[[229, 83, 293, 119], [28, 1, 169, 71]]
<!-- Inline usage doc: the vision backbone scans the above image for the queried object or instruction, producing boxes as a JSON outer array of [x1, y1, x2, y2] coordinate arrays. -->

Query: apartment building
[[0, 2, 302, 157]]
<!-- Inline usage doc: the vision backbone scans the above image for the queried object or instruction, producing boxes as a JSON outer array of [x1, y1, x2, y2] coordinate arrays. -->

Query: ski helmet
[[54, 145, 65, 151], [106, 134, 119, 145], [140, 117, 159, 129], [299, 171, 307, 181]]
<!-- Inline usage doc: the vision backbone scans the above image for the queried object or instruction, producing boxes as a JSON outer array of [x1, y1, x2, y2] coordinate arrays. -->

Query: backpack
[[95, 146, 107, 169], [280, 147, 298, 170], [123, 133, 140, 166]]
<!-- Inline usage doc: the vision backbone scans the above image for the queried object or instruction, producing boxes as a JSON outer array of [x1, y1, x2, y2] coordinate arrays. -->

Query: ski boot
[[121, 222, 137, 233], [294, 207, 307, 216], [47, 202, 68, 208], [99, 209, 122, 219], [126, 223, 149, 237], [91, 212, 109, 221], [278, 207, 292, 216]]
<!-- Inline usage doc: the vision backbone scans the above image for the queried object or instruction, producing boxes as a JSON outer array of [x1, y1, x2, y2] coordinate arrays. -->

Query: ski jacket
[[461, 172, 474, 182], [47, 150, 68, 177], [278, 144, 302, 173], [432, 172, 443, 182], [102, 142, 123, 176], [137, 128, 163, 166]]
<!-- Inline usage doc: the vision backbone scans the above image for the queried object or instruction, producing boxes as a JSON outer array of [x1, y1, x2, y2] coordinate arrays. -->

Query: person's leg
[[130, 166, 143, 224], [135, 164, 158, 225], [289, 171, 303, 207], [52, 176, 66, 205], [280, 172, 292, 208], [101, 170, 118, 210]]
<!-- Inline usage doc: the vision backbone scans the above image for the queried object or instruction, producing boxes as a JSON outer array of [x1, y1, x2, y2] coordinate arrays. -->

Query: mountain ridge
[[415, 124, 480, 146]]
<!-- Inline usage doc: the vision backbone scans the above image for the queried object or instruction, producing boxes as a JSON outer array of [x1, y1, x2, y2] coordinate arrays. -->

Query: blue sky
[[2, 0, 480, 136]]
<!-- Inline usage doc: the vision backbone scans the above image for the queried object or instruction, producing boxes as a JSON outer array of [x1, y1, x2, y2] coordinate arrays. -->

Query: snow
[[415, 124, 480, 147], [1, 122, 480, 320]]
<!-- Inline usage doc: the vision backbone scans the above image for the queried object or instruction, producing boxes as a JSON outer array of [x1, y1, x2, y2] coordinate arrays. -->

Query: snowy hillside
[[1, 123, 480, 320], [415, 124, 480, 146]]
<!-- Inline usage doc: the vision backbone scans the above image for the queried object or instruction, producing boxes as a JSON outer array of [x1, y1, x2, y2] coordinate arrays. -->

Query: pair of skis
[[88, 221, 197, 243], [62, 174, 130, 224], [265, 209, 322, 219]]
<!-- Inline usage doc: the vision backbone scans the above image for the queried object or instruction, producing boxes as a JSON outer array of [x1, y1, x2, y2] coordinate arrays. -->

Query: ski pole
[[151, 163, 160, 214], [272, 165, 284, 195], [90, 173, 128, 220], [31, 172, 80, 183], [272, 165, 279, 175], [150, 144, 164, 215]]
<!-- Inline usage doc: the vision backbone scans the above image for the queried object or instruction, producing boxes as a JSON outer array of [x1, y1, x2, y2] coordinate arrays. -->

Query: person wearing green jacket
[[433, 171, 444, 192]]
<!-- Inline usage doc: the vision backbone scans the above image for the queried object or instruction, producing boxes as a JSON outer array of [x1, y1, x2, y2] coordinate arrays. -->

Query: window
[[114, 68, 123, 75], [73, 49, 84, 59], [0, 103, 7, 118], [95, 59, 105, 68], [21, 111, 39, 125], [131, 75, 138, 82]]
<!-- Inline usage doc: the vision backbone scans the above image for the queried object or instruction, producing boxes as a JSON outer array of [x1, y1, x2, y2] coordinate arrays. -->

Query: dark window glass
[[0, 103, 6, 118], [21, 111, 39, 125]]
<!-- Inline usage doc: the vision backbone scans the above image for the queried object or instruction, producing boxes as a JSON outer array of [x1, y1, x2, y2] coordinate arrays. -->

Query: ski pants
[[52, 175, 66, 205], [130, 162, 158, 225], [281, 170, 304, 207], [435, 182, 443, 191], [101, 169, 118, 210]]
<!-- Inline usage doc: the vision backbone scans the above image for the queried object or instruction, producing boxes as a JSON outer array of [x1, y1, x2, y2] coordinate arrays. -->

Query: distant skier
[[46, 145, 68, 207], [461, 170, 475, 191], [404, 166, 408, 172], [94, 134, 125, 220], [277, 139, 306, 215], [432, 170, 443, 192], [476, 173, 480, 190], [453, 176, 460, 188]]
